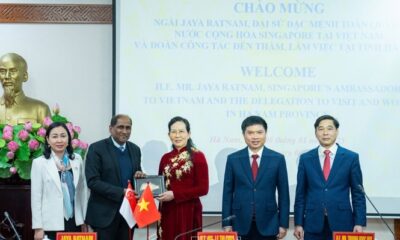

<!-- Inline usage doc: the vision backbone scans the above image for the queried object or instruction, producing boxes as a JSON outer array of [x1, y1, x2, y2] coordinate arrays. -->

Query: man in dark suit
[[294, 115, 366, 240], [85, 114, 145, 240], [222, 116, 289, 240]]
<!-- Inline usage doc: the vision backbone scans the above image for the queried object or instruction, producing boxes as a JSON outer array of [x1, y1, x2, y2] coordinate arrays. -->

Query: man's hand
[[277, 227, 287, 239], [134, 171, 146, 178], [34, 229, 44, 240], [157, 190, 174, 202], [293, 225, 304, 240], [353, 225, 363, 232], [223, 226, 232, 232]]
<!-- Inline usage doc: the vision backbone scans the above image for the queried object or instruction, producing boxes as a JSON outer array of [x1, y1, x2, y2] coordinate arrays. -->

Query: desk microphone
[[174, 215, 236, 240], [3, 212, 21, 240], [358, 185, 396, 239]]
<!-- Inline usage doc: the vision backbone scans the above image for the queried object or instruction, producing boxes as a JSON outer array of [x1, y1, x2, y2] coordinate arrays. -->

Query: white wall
[[0, 23, 112, 144]]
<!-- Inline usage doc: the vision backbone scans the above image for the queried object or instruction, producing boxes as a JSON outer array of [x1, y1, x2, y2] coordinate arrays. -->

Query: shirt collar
[[247, 147, 263, 158], [318, 143, 338, 156], [111, 137, 126, 150]]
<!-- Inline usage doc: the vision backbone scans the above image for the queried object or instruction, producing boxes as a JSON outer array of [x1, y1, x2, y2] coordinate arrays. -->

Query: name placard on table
[[56, 232, 97, 240], [333, 232, 374, 240], [197, 232, 238, 240]]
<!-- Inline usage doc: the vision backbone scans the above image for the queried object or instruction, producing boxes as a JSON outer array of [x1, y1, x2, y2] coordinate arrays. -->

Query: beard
[[3, 85, 16, 108]]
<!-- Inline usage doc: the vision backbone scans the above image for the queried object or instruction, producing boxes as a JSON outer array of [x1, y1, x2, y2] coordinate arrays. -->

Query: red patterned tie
[[251, 154, 259, 181], [323, 150, 331, 180]]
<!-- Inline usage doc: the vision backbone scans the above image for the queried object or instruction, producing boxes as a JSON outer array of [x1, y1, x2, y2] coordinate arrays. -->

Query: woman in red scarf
[[157, 116, 209, 240]]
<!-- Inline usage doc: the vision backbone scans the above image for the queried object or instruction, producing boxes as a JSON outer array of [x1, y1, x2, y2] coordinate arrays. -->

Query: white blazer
[[31, 153, 88, 231]]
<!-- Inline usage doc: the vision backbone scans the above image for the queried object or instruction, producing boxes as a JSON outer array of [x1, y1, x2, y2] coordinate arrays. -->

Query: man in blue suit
[[294, 115, 366, 240], [222, 116, 289, 240]]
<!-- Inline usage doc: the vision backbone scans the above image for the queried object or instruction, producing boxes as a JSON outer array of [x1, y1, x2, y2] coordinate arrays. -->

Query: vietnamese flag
[[133, 183, 161, 228]]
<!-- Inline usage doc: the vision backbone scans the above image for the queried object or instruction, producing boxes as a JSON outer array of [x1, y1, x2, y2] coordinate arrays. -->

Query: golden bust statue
[[0, 53, 50, 125]]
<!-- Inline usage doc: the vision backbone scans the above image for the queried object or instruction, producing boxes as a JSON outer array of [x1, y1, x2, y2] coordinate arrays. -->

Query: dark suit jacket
[[85, 137, 142, 228], [294, 145, 366, 233], [222, 147, 290, 236]]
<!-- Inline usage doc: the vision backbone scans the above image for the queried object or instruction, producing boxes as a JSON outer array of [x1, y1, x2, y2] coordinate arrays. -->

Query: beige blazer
[[31, 153, 88, 231]]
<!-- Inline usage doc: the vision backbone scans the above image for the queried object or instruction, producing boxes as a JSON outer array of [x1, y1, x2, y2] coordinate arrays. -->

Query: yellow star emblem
[[137, 198, 150, 212]]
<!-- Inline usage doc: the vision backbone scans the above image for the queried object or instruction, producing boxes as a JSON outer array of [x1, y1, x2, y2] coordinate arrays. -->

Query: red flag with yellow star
[[133, 183, 161, 228]]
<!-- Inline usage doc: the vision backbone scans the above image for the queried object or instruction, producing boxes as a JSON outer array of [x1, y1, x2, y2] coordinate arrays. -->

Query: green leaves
[[31, 147, 44, 159], [0, 148, 8, 163], [13, 124, 23, 134], [0, 161, 11, 168], [16, 144, 30, 161], [35, 136, 45, 143], [32, 123, 41, 131], [0, 109, 87, 180], [0, 139, 5, 148], [0, 168, 11, 178], [51, 114, 68, 124], [14, 160, 32, 179]]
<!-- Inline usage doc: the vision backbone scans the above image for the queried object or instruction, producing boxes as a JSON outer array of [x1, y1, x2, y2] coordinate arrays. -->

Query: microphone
[[174, 215, 236, 240], [3, 211, 21, 240], [358, 185, 395, 239]]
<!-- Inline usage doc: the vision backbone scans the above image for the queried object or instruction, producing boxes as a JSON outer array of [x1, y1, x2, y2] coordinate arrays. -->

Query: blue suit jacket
[[294, 145, 366, 233], [222, 147, 290, 236]]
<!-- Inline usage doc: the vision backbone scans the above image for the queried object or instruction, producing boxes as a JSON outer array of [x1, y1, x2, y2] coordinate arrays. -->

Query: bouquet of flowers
[[0, 106, 88, 180]]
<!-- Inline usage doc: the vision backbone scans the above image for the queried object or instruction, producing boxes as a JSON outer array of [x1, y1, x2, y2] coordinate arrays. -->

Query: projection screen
[[115, 0, 400, 215]]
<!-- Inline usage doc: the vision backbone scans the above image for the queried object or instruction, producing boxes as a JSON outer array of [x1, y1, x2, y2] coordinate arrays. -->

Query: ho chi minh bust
[[0, 53, 50, 125]]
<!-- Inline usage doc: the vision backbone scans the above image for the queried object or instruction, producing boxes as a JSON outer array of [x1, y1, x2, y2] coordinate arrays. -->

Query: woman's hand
[[157, 191, 174, 202], [134, 171, 146, 178], [81, 224, 88, 232], [34, 229, 45, 240]]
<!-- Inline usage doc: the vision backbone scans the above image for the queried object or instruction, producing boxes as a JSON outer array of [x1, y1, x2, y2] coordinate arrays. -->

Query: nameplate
[[56, 232, 97, 240], [197, 231, 237, 240], [333, 232, 374, 240]]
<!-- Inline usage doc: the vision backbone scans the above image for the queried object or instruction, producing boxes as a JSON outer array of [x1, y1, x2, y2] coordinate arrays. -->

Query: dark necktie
[[323, 150, 331, 180], [251, 154, 259, 181]]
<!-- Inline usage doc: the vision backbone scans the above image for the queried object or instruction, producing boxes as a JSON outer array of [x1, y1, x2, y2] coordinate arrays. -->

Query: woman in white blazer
[[31, 122, 88, 240]]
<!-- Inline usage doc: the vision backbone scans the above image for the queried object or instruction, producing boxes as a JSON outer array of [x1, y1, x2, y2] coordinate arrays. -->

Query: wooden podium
[[0, 177, 33, 240]]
